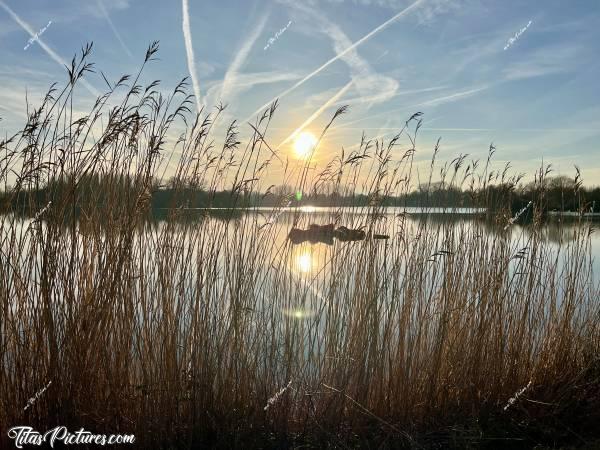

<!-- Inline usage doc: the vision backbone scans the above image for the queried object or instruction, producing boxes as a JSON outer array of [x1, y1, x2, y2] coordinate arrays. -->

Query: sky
[[0, 0, 599, 187]]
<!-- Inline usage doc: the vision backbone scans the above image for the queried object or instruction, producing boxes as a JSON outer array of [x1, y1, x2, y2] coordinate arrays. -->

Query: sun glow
[[293, 131, 317, 159], [296, 253, 312, 273]]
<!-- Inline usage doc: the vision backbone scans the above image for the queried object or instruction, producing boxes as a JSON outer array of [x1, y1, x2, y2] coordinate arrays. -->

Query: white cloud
[[502, 44, 584, 81], [196, 61, 218, 78]]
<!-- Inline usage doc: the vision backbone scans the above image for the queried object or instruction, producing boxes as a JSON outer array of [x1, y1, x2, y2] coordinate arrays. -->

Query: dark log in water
[[288, 224, 389, 245]]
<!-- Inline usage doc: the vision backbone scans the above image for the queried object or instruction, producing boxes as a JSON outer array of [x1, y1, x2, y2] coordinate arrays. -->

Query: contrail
[[243, 0, 426, 123], [415, 86, 488, 107], [0, 0, 100, 98], [291, 1, 398, 109], [209, 14, 268, 129], [328, 85, 447, 110], [182, 0, 202, 112], [336, 86, 490, 129], [278, 80, 353, 148], [219, 14, 268, 105], [97, 0, 134, 59]]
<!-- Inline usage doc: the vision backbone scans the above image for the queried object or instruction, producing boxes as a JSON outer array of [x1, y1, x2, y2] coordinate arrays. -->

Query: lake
[[2, 205, 599, 447]]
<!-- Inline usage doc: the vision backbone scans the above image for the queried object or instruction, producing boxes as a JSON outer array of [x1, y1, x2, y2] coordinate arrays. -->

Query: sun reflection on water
[[296, 252, 312, 273], [282, 308, 315, 319]]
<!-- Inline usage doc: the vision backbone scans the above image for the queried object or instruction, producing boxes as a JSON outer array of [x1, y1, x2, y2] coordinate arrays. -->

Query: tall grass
[[1, 44, 599, 448]]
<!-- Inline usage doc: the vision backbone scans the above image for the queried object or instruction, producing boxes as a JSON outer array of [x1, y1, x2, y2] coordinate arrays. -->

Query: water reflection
[[3, 207, 599, 281], [296, 252, 312, 273], [282, 307, 315, 319]]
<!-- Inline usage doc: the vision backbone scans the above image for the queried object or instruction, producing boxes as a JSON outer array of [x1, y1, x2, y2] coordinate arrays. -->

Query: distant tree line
[[1, 173, 599, 216]]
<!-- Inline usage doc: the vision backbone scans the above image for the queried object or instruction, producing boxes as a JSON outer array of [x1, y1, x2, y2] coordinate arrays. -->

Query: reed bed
[[1, 44, 599, 449]]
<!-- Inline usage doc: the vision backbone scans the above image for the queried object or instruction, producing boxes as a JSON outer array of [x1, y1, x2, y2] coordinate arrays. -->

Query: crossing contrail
[[0, 0, 100, 98], [242, 0, 426, 123]]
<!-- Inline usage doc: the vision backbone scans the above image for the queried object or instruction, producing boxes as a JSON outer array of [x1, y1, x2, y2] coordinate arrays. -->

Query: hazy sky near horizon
[[1, 0, 599, 185]]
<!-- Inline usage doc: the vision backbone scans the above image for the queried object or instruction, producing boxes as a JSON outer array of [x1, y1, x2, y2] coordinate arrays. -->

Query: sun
[[293, 131, 317, 159]]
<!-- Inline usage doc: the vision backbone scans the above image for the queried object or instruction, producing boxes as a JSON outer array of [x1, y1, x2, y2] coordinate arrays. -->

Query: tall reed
[[1, 44, 599, 448]]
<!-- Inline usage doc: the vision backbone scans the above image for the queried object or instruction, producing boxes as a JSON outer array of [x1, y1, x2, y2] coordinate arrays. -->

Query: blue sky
[[1, 0, 599, 185]]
